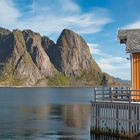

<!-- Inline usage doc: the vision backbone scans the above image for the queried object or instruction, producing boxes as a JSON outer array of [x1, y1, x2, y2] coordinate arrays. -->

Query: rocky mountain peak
[[22, 29, 58, 78], [51, 28, 102, 79], [22, 29, 41, 37], [0, 27, 11, 36], [0, 29, 43, 86], [57, 28, 88, 49]]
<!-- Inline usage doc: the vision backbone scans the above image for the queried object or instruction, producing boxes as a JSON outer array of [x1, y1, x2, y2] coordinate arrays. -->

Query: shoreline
[[0, 85, 128, 88], [0, 86, 97, 88]]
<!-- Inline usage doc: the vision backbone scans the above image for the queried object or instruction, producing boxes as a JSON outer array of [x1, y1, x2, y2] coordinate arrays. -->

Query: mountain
[[0, 28, 58, 86], [102, 73, 130, 87], [0, 27, 10, 35], [46, 29, 103, 86], [22, 30, 58, 77], [111, 76, 131, 86], [0, 27, 128, 87]]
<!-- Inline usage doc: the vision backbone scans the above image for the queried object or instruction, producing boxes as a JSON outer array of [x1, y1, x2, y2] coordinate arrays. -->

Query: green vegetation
[[0, 58, 26, 86], [34, 78, 48, 86], [76, 69, 102, 86], [0, 78, 24, 86], [48, 74, 70, 86]]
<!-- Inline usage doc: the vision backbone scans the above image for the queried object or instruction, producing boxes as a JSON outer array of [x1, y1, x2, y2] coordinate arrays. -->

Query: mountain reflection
[[61, 104, 90, 129], [18, 104, 90, 139], [21, 106, 51, 115], [12, 106, 51, 138]]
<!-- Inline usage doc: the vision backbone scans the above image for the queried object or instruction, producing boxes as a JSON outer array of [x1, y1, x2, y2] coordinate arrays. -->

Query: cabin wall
[[132, 53, 140, 100]]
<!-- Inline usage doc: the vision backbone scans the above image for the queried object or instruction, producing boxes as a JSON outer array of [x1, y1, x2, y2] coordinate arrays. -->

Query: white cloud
[[123, 20, 140, 29], [88, 43, 110, 56], [98, 58, 129, 70], [59, 0, 81, 13], [88, 42, 130, 80], [88, 43, 101, 54], [0, 0, 20, 28], [89, 47, 101, 55], [31, 0, 81, 14], [98, 56, 125, 64], [0, 0, 112, 36], [97, 56, 130, 80]]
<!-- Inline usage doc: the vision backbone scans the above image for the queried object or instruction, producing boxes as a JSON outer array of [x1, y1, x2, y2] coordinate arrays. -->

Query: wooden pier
[[90, 87, 140, 139]]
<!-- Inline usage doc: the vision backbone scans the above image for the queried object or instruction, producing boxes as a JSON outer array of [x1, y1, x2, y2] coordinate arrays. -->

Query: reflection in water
[[20, 106, 51, 119], [61, 104, 90, 129], [0, 104, 90, 139], [15, 106, 51, 139]]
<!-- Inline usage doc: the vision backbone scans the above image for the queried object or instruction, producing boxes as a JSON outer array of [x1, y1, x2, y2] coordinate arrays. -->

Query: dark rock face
[[0, 30, 41, 86], [0, 29, 42, 86], [0, 28, 58, 86], [22, 30, 57, 77], [47, 29, 102, 80], [41, 36, 60, 71], [41, 36, 55, 51]]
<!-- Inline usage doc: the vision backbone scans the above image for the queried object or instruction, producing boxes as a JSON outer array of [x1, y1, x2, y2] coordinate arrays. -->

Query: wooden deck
[[90, 87, 140, 138]]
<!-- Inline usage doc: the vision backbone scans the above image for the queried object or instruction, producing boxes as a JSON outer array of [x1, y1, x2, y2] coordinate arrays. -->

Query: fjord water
[[0, 88, 129, 140], [0, 88, 92, 140]]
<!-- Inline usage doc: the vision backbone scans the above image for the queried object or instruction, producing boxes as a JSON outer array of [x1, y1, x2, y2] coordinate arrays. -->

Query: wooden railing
[[93, 87, 140, 103]]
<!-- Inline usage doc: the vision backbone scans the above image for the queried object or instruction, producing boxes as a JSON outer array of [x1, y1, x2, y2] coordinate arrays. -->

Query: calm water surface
[[0, 88, 130, 140]]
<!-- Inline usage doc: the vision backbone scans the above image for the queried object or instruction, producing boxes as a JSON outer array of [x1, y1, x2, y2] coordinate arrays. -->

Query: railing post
[[102, 87, 104, 100], [121, 87, 123, 99], [110, 87, 112, 102], [94, 88, 96, 102], [129, 89, 132, 137], [91, 103, 93, 132], [116, 105, 119, 134], [129, 90, 131, 104]]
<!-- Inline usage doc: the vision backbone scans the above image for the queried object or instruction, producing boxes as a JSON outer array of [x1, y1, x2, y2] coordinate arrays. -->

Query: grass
[[0, 78, 23, 86], [0, 58, 26, 86], [48, 74, 70, 86], [76, 69, 102, 86]]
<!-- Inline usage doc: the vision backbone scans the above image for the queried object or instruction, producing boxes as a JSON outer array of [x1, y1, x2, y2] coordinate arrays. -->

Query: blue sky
[[1, 0, 140, 80]]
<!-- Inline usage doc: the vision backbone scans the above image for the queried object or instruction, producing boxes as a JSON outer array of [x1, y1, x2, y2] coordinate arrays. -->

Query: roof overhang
[[118, 29, 140, 53]]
